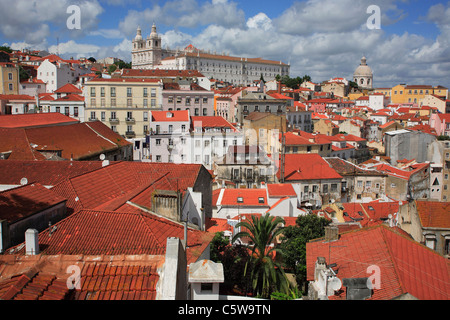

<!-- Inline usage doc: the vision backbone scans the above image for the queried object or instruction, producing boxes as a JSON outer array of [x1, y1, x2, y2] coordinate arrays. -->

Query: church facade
[[132, 24, 290, 86], [353, 56, 373, 90]]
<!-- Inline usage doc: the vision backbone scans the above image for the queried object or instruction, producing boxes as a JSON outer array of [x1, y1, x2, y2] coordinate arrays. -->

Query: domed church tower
[[353, 56, 373, 90], [132, 23, 162, 69]]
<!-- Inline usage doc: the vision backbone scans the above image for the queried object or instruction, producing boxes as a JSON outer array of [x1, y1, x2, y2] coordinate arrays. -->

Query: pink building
[[430, 113, 450, 136]]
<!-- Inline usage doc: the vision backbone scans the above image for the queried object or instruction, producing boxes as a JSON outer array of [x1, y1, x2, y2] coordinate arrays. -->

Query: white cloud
[[0, 0, 104, 43], [48, 40, 101, 58], [118, 0, 245, 37], [247, 13, 273, 31]]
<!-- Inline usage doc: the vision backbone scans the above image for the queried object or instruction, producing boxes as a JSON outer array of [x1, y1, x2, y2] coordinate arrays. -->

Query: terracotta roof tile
[[0, 183, 66, 223], [280, 154, 342, 181], [416, 200, 450, 229], [0, 113, 78, 128], [307, 225, 450, 300]]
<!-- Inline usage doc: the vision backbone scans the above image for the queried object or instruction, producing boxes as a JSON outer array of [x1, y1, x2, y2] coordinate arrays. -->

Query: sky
[[1, 0, 449, 88]]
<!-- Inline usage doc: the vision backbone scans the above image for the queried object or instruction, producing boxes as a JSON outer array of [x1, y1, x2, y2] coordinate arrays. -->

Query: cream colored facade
[[0, 62, 19, 95], [84, 78, 163, 140]]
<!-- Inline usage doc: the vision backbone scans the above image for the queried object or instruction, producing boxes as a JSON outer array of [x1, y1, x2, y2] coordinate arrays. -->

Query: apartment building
[[84, 77, 164, 161], [0, 62, 19, 95]]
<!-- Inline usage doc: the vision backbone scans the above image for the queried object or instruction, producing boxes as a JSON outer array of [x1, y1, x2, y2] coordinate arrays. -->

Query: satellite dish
[[99, 154, 106, 161], [20, 178, 28, 186], [328, 277, 342, 292]]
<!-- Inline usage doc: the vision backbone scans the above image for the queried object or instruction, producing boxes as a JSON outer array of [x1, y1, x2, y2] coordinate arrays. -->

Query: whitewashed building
[[132, 24, 290, 86]]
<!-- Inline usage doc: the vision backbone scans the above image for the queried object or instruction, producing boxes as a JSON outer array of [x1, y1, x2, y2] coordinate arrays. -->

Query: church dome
[[354, 56, 373, 77], [134, 26, 143, 41]]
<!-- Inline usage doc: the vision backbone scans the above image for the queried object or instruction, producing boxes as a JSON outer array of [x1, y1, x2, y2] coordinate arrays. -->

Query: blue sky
[[1, 0, 449, 88]]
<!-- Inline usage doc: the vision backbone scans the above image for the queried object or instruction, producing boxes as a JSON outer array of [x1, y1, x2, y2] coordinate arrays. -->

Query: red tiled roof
[[416, 200, 450, 229], [280, 154, 343, 181], [50, 161, 204, 214], [306, 225, 450, 300], [88, 78, 161, 83], [8, 209, 213, 265], [0, 94, 35, 101], [191, 116, 238, 131], [266, 184, 296, 197], [0, 160, 104, 186], [23, 121, 130, 160], [219, 188, 268, 207], [0, 254, 164, 300], [151, 110, 190, 122], [54, 94, 84, 102], [0, 183, 66, 223], [283, 132, 315, 146], [54, 83, 82, 94], [0, 113, 78, 129]]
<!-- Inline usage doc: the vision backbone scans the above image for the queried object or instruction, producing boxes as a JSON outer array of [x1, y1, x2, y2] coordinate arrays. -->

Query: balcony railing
[[125, 118, 135, 124], [125, 131, 136, 138], [109, 118, 119, 124]]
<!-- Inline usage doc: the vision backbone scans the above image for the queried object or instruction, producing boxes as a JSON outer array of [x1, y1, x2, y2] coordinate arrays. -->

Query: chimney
[[324, 226, 339, 242], [25, 229, 39, 255]]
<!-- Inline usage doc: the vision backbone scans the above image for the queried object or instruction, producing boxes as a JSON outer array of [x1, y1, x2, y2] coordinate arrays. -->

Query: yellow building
[[0, 62, 19, 95], [84, 78, 163, 140], [390, 84, 448, 104]]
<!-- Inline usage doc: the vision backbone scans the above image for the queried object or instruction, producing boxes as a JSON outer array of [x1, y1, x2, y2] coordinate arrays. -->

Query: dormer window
[[237, 197, 243, 203], [166, 112, 173, 118], [258, 197, 264, 204]]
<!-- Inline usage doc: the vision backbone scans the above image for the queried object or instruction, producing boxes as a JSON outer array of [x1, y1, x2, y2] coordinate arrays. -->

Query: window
[[143, 88, 148, 97], [74, 107, 79, 117], [101, 111, 105, 121], [143, 112, 148, 121], [127, 87, 132, 97], [127, 125, 133, 133], [323, 184, 328, 193], [8, 73, 13, 80], [156, 139, 161, 145], [90, 111, 96, 120], [90, 87, 96, 97], [110, 87, 116, 97], [203, 109, 207, 116], [110, 111, 116, 119], [237, 197, 244, 203], [357, 180, 363, 188], [186, 97, 191, 106], [168, 96, 174, 103], [127, 98, 132, 107], [111, 98, 116, 107], [127, 111, 133, 120], [151, 99, 156, 107], [258, 197, 265, 204], [195, 108, 199, 116], [156, 155, 161, 162], [100, 87, 105, 97], [181, 125, 186, 132], [177, 96, 182, 104], [151, 88, 156, 97], [331, 184, 337, 192]]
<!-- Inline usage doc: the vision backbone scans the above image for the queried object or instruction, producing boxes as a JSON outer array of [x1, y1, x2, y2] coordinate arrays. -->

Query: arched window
[[360, 79, 364, 85]]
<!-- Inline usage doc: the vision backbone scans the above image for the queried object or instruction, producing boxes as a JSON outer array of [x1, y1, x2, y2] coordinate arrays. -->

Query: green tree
[[0, 45, 12, 53], [209, 232, 251, 295], [278, 214, 330, 293], [232, 213, 290, 298], [108, 64, 117, 74]]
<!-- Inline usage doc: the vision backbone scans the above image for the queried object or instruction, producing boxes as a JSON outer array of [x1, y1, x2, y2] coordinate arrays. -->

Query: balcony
[[125, 131, 136, 138], [88, 117, 98, 121], [109, 118, 120, 124], [125, 118, 135, 124]]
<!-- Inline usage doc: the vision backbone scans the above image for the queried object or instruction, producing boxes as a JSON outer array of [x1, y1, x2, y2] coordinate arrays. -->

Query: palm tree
[[232, 213, 290, 298]]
